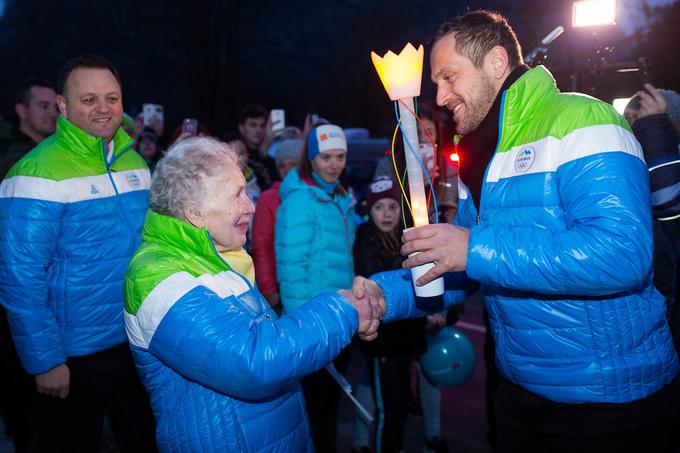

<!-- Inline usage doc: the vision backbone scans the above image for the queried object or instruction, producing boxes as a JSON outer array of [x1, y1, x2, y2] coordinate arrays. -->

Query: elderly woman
[[123, 137, 380, 452]]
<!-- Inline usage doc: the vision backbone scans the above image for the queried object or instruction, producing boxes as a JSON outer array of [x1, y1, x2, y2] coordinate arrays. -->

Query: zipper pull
[[476, 215, 480, 225]]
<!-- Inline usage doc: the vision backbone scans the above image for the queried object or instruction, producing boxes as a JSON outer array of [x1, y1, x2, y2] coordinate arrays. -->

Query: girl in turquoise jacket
[[275, 123, 357, 452], [275, 123, 357, 313]]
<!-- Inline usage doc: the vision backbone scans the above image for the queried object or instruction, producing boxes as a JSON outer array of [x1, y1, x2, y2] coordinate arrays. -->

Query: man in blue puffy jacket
[[364, 10, 679, 452], [0, 56, 156, 452]]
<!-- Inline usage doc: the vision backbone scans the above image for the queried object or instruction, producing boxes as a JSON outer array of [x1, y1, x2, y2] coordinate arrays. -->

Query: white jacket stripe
[[125, 270, 251, 349], [486, 124, 643, 183], [125, 272, 199, 349], [0, 169, 150, 203]]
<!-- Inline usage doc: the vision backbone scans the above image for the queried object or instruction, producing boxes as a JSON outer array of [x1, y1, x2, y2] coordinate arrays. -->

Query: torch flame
[[371, 43, 424, 101]]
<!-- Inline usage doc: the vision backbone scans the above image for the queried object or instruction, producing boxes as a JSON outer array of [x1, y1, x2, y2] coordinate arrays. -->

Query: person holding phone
[[624, 85, 680, 356]]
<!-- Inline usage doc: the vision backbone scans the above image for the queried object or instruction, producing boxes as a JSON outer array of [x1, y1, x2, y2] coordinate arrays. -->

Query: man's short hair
[[15, 79, 55, 106], [57, 55, 122, 96], [237, 104, 267, 125], [430, 10, 523, 70]]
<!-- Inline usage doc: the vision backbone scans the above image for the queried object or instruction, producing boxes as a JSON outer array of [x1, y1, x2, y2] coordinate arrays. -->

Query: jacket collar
[[500, 66, 558, 139], [55, 115, 133, 158], [141, 210, 230, 272]]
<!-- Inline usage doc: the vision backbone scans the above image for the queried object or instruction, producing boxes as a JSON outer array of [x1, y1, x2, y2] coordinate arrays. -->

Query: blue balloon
[[419, 326, 476, 387]]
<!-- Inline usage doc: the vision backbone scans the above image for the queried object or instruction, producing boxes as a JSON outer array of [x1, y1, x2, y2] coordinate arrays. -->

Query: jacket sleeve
[[143, 285, 358, 400], [275, 191, 315, 311], [467, 122, 654, 296], [632, 114, 680, 219], [372, 269, 470, 322], [252, 191, 278, 296], [0, 177, 66, 375]]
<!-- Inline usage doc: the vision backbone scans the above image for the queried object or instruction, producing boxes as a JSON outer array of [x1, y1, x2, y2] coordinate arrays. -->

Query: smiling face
[[57, 67, 123, 142], [190, 160, 256, 252], [311, 149, 347, 184], [430, 34, 500, 136], [370, 198, 401, 233]]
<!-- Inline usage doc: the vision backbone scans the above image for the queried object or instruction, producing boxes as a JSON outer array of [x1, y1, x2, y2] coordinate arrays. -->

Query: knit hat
[[275, 138, 304, 166], [660, 89, 680, 136], [307, 124, 347, 160], [366, 176, 401, 212]]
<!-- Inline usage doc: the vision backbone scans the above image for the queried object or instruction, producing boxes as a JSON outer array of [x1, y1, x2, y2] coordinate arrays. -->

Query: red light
[[449, 152, 460, 164]]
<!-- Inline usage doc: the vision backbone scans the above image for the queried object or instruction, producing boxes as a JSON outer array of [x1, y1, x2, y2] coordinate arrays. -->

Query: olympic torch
[[371, 43, 444, 297]]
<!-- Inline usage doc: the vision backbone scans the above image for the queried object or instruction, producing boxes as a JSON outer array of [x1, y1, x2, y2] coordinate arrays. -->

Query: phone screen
[[271, 109, 285, 133]]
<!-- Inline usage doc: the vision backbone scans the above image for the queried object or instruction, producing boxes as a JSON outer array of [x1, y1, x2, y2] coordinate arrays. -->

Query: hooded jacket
[[124, 210, 358, 452], [0, 116, 149, 375]]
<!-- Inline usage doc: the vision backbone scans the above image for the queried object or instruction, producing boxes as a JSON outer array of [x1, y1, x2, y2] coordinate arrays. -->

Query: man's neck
[[18, 124, 45, 145]]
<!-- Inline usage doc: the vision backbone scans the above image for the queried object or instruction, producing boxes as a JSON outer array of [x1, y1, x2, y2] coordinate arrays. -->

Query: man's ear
[[56, 95, 68, 118], [486, 46, 510, 80], [15, 103, 27, 120]]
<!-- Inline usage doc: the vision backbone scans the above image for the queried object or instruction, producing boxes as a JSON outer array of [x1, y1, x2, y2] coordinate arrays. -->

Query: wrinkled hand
[[401, 223, 470, 286], [36, 363, 70, 399], [425, 313, 446, 332], [351, 276, 386, 320], [339, 287, 382, 341], [637, 83, 667, 119]]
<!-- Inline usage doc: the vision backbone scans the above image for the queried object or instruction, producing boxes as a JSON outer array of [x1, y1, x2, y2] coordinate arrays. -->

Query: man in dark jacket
[[0, 79, 58, 179], [0, 79, 58, 452], [624, 84, 680, 353]]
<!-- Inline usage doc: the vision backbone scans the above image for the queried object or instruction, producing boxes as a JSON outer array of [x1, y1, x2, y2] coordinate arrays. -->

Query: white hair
[[150, 136, 242, 219]]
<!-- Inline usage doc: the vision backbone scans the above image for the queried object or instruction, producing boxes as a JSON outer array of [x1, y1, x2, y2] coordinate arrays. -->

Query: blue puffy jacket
[[0, 116, 149, 374], [124, 210, 358, 452], [275, 169, 357, 312], [375, 66, 679, 404]]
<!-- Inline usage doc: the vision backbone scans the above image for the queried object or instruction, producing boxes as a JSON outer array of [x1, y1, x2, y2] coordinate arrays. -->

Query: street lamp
[[572, 0, 616, 28]]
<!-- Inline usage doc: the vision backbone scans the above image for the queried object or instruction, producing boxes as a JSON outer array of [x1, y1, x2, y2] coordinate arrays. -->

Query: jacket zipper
[[331, 196, 353, 270], [101, 140, 136, 232]]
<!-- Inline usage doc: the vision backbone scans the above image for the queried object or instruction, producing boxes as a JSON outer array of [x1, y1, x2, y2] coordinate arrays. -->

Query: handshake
[[338, 277, 386, 342]]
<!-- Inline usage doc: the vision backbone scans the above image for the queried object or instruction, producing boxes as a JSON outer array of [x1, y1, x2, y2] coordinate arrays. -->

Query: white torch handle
[[398, 98, 429, 227]]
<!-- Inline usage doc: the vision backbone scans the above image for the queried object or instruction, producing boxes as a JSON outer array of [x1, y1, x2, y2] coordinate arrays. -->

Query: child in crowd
[[353, 176, 427, 453]]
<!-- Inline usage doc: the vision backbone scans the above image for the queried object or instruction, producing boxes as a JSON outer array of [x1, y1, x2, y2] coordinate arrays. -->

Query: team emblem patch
[[514, 147, 535, 173], [127, 173, 141, 187]]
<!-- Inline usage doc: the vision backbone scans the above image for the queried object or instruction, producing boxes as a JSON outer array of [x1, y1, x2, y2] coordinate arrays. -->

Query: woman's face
[[188, 159, 255, 252], [311, 149, 347, 183], [370, 198, 401, 233], [138, 136, 159, 159]]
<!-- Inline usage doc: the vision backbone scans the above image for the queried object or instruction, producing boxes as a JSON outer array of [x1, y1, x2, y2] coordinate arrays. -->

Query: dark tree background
[[0, 0, 678, 138]]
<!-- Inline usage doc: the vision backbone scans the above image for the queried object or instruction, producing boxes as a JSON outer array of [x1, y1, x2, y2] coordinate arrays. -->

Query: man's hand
[[401, 223, 470, 286], [339, 289, 381, 341], [351, 276, 386, 320], [425, 313, 446, 332], [36, 363, 70, 399], [637, 83, 667, 119]]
